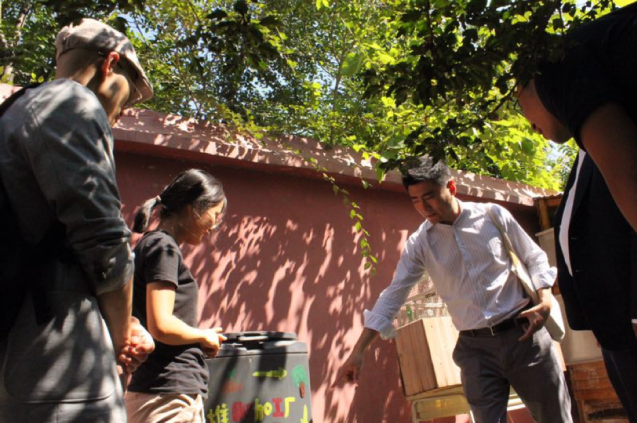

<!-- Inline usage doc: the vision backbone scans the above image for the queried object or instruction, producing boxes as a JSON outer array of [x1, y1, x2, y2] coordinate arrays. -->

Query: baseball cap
[[56, 18, 153, 107]]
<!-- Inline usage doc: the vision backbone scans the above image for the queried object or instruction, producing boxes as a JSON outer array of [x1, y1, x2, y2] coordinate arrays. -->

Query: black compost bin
[[204, 331, 313, 423]]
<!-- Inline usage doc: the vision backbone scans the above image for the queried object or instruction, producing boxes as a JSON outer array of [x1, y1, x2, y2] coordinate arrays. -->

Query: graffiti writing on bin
[[252, 367, 287, 380], [222, 369, 243, 393], [291, 365, 308, 399], [208, 397, 310, 422]]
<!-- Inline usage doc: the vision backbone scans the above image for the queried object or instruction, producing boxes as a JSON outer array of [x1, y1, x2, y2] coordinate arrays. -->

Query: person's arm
[[332, 328, 379, 386], [580, 102, 637, 233], [118, 317, 155, 375], [496, 205, 555, 292], [98, 277, 133, 366], [494, 206, 555, 340], [146, 281, 225, 356], [518, 287, 552, 341], [333, 231, 427, 387]]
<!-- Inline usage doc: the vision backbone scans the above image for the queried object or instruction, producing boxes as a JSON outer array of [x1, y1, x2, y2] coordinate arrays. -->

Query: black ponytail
[[132, 169, 226, 233], [133, 196, 161, 233]]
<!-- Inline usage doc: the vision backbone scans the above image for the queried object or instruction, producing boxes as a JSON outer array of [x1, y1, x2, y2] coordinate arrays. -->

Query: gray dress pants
[[453, 325, 572, 423]]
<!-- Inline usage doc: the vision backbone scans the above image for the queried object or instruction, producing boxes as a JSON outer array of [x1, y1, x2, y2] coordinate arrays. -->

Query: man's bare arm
[[332, 328, 379, 387]]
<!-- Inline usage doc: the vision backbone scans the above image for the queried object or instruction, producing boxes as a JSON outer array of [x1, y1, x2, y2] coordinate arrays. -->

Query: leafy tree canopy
[[2, 0, 630, 190]]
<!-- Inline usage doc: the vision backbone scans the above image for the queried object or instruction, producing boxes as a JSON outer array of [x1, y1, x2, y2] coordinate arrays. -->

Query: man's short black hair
[[400, 156, 452, 189]]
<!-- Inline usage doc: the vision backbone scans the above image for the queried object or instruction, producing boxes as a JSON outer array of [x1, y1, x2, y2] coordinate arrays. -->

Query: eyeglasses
[[195, 208, 224, 233], [210, 210, 223, 231]]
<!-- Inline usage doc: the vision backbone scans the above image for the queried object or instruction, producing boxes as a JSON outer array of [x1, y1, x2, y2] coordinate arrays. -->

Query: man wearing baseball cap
[[0, 18, 153, 422]]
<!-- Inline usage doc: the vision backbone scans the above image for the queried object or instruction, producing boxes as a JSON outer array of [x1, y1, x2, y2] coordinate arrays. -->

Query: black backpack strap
[[0, 83, 42, 118]]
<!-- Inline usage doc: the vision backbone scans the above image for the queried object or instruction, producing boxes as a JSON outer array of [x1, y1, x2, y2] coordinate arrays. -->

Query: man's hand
[[518, 291, 552, 341], [332, 351, 364, 387], [118, 317, 155, 374], [331, 328, 379, 388]]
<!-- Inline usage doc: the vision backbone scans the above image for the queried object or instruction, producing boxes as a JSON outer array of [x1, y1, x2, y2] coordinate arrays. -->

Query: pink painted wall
[[0, 84, 548, 422], [115, 151, 541, 423]]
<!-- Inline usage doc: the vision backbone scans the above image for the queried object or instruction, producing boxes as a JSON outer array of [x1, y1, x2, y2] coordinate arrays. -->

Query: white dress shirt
[[558, 150, 586, 277], [364, 201, 556, 338]]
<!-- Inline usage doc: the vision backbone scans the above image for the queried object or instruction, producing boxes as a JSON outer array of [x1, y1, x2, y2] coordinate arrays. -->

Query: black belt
[[460, 316, 524, 337]]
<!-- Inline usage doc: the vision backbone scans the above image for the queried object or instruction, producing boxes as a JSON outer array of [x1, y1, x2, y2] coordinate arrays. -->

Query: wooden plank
[[408, 384, 465, 401], [545, 197, 562, 207], [396, 322, 418, 394], [412, 320, 435, 394], [574, 387, 622, 401], [569, 361, 609, 381], [404, 320, 426, 395], [412, 393, 471, 419], [572, 377, 616, 391], [396, 317, 461, 396], [396, 319, 437, 396], [537, 198, 551, 230], [422, 316, 461, 387]]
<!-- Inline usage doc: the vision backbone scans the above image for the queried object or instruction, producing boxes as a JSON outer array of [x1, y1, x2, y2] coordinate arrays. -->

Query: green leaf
[[341, 52, 365, 77], [377, 52, 395, 65], [521, 138, 534, 154]]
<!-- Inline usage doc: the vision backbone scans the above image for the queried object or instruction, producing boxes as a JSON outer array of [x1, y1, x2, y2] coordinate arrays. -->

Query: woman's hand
[[200, 327, 227, 358]]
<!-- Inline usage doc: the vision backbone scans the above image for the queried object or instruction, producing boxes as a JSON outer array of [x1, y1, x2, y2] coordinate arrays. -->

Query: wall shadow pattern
[[116, 151, 419, 423]]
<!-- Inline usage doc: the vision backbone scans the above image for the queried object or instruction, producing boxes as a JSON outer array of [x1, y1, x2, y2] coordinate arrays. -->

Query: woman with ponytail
[[125, 169, 227, 423]]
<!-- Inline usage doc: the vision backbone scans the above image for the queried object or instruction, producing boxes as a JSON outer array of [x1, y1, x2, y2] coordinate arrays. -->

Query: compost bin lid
[[212, 331, 307, 357]]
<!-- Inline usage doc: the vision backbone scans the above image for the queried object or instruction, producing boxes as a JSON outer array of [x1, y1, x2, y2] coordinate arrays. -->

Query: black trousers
[[602, 345, 637, 423]]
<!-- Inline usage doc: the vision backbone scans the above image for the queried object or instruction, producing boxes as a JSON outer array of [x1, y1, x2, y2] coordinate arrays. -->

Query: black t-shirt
[[128, 230, 208, 396], [535, 2, 637, 146]]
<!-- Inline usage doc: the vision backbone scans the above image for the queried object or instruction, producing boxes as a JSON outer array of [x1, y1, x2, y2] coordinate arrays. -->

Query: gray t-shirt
[[0, 79, 132, 421], [0, 79, 134, 294], [129, 230, 209, 396]]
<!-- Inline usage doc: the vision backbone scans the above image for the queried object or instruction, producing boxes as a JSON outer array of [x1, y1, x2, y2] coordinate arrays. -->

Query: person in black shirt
[[125, 169, 227, 423], [516, 4, 637, 420], [517, 3, 637, 233]]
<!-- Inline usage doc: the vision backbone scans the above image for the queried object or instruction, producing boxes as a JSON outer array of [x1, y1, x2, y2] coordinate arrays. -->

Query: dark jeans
[[602, 346, 637, 423]]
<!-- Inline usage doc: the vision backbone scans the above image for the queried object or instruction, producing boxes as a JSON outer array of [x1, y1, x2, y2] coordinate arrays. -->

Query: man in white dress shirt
[[333, 157, 572, 422]]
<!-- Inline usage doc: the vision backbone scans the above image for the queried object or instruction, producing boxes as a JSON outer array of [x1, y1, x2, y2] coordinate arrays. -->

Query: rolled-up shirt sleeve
[[20, 88, 133, 295], [364, 232, 427, 339], [495, 205, 556, 291]]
